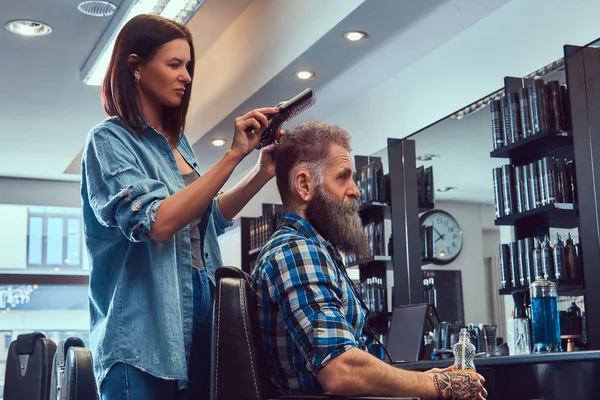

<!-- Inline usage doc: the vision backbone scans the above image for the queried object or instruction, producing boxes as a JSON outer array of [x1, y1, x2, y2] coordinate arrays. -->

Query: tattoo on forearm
[[433, 372, 479, 400]]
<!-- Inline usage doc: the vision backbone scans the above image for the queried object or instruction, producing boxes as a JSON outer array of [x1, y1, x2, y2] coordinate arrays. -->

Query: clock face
[[420, 210, 463, 264]]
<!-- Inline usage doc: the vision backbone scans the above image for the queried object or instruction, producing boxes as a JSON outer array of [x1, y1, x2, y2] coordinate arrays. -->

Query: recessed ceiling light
[[437, 186, 457, 192], [77, 1, 118, 17], [211, 139, 227, 147], [344, 31, 366, 41], [416, 153, 440, 161], [295, 71, 314, 80], [5, 20, 52, 37]]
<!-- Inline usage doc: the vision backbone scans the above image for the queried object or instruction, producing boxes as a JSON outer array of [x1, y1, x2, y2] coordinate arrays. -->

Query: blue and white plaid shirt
[[251, 212, 371, 394]]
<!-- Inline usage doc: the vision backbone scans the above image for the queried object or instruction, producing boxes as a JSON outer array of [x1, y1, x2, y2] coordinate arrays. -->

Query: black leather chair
[[59, 346, 98, 399], [211, 266, 417, 400], [50, 337, 84, 399], [3, 332, 57, 400], [49, 337, 97, 400]]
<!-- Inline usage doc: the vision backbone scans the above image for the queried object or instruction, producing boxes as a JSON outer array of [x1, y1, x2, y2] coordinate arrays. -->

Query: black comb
[[246, 88, 316, 149]]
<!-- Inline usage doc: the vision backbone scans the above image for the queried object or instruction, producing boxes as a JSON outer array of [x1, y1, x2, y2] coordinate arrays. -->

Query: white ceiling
[[0, 0, 504, 183], [2, 0, 600, 207], [0, 0, 119, 181]]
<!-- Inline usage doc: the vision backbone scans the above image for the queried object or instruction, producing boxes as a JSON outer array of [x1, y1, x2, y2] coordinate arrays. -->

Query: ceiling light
[[344, 31, 366, 41], [416, 154, 440, 161], [295, 71, 314, 80], [437, 187, 457, 192], [211, 139, 227, 147], [80, 0, 207, 86], [77, 1, 118, 17], [5, 20, 52, 37]]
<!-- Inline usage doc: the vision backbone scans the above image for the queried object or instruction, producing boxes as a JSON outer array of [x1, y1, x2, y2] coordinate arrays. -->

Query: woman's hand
[[256, 129, 286, 178], [230, 107, 279, 161]]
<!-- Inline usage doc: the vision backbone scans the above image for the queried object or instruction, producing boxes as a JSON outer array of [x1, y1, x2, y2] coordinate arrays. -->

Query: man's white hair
[[288, 158, 328, 192]]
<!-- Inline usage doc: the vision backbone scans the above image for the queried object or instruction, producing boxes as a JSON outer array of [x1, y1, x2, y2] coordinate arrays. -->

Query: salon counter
[[396, 351, 600, 400]]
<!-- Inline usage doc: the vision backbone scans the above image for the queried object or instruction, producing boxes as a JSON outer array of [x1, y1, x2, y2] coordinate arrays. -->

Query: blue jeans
[[101, 267, 214, 400]]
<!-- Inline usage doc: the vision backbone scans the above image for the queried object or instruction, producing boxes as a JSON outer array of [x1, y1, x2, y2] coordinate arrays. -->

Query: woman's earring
[[135, 75, 140, 83]]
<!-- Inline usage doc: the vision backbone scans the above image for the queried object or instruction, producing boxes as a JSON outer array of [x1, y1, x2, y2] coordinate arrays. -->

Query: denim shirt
[[80, 116, 233, 391]]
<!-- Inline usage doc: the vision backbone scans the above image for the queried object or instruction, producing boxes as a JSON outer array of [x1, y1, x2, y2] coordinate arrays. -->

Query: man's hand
[[424, 366, 453, 374], [433, 371, 487, 399]]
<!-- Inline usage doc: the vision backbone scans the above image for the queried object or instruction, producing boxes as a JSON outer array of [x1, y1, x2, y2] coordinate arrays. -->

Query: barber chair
[[211, 266, 418, 400], [49, 337, 97, 399], [4, 332, 56, 400], [60, 346, 98, 399]]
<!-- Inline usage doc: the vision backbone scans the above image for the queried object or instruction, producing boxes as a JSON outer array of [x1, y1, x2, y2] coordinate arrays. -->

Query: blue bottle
[[530, 279, 562, 352]]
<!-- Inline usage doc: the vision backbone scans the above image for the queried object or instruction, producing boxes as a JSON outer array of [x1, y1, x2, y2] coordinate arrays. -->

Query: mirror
[[370, 60, 585, 341]]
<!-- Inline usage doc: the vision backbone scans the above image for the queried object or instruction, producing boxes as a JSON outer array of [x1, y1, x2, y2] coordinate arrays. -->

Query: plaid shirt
[[251, 212, 371, 394]]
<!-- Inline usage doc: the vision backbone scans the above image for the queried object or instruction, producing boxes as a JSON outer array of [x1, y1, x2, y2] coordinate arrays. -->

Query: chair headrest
[[16, 332, 46, 355], [216, 266, 251, 283], [57, 337, 85, 368]]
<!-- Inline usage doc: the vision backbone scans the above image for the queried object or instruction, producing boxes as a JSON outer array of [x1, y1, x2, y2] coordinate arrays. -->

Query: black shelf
[[494, 203, 578, 229], [348, 255, 392, 269], [248, 247, 262, 256], [359, 201, 389, 212], [490, 130, 572, 164], [499, 282, 585, 297], [359, 202, 391, 221]]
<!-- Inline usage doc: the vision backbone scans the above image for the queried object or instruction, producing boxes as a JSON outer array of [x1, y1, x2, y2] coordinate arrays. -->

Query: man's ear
[[293, 168, 313, 203], [128, 53, 141, 81]]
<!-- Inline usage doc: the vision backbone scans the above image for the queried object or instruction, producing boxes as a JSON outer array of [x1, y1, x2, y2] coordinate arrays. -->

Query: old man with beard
[[251, 121, 487, 400]]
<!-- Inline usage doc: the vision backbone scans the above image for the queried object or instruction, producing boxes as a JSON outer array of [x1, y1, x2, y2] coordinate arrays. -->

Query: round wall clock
[[419, 209, 463, 265]]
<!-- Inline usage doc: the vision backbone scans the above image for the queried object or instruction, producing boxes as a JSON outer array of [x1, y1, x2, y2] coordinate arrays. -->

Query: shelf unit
[[498, 282, 584, 297], [353, 155, 392, 335], [556, 44, 600, 349], [240, 203, 284, 274], [483, 43, 600, 349], [493, 203, 578, 230], [491, 72, 580, 280], [490, 130, 573, 165]]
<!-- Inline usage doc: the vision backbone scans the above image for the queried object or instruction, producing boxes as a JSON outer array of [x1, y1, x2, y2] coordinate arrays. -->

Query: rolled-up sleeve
[[211, 195, 233, 236], [84, 127, 170, 242], [268, 240, 358, 375]]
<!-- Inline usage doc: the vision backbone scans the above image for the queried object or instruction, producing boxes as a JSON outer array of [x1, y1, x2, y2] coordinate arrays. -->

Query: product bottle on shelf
[[530, 279, 562, 352], [524, 237, 535, 285], [377, 278, 386, 313], [499, 243, 510, 290], [490, 99, 505, 150], [428, 277, 437, 309], [564, 233, 581, 282], [541, 236, 555, 280], [506, 310, 515, 355], [512, 290, 532, 355], [553, 233, 566, 281], [452, 328, 477, 372], [533, 239, 544, 281], [530, 162, 541, 209], [519, 86, 533, 137], [423, 278, 430, 304]]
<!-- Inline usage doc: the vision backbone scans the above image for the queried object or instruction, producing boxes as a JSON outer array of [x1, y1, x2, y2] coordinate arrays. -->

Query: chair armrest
[[277, 396, 419, 400]]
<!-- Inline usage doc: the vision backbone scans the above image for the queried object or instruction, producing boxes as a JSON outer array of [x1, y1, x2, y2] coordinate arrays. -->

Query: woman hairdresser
[[80, 14, 281, 400]]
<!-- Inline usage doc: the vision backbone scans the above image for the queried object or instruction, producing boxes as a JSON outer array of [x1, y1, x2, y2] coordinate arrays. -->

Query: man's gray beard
[[305, 186, 372, 262]]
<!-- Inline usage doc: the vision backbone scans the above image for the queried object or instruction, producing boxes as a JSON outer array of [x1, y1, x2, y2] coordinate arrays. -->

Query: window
[[27, 207, 82, 269]]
